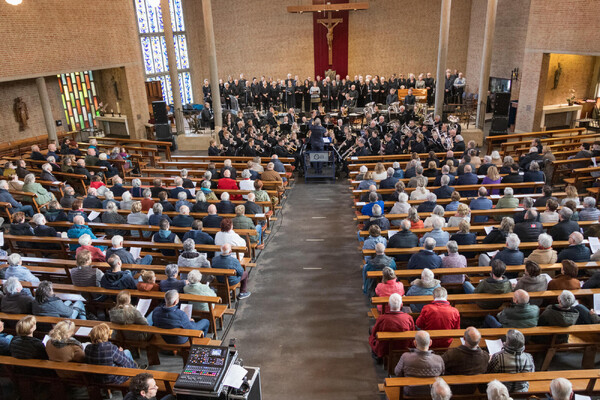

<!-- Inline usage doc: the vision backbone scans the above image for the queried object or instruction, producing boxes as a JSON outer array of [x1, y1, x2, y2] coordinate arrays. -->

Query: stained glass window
[[134, 0, 193, 105], [57, 71, 99, 131]]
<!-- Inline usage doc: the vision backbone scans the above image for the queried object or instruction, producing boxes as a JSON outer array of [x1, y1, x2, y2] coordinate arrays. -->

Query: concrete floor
[[225, 178, 386, 400]]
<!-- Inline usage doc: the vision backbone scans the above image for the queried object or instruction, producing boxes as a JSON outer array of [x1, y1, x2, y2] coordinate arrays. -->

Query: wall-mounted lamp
[[6, 0, 23, 5]]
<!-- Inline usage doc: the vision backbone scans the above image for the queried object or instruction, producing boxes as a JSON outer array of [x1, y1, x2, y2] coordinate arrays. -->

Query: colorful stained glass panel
[[57, 71, 98, 131]]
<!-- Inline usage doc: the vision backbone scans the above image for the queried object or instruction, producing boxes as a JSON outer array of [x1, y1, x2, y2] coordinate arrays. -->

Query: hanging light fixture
[[6, 0, 23, 5]]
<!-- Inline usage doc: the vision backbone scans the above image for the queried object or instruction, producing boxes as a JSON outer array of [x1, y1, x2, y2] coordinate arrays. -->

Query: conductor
[[308, 115, 326, 173]]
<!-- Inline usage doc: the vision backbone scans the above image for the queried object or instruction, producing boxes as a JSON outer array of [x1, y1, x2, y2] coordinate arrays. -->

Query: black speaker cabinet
[[493, 93, 511, 116], [155, 123, 172, 140], [152, 101, 168, 124], [489, 116, 509, 136]]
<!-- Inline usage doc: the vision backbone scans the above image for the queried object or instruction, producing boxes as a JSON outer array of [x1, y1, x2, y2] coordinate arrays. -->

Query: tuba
[[423, 112, 434, 126], [364, 102, 375, 116], [448, 114, 460, 131]]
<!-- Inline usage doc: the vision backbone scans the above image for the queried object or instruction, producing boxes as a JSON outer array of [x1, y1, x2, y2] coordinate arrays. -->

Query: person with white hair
[[183, 270, 216, 312], [433, 174, 455, 200], [390, 192, 411, 222], [356, 165, 369, 181], [120, 191, 134, 210], [557, 231, 591, 262], [96, 152, 119, 178], [416, 287, 460, 348], [419, 216, 449, 246], [67, 214, 97, 251], [548, 206, 580, 241], [430, 378, 452, 400], [1, 276, 34, 314], [392, 161, 404, 179], [525, 233, 557, 264], [40, 162, 57, 182], [175, 190, 192, 213], [101, 190, 120, 209], [363, 242, 397, 296], [364, 204, 390, 231], [486, 379, 513, 400], [109, 175, 127, 197], [75, 233, 106, 262], [217, 191, 236, 214], [361, 191, 384, 217], [172, 204, 194, 236], [179, 169, 194, 189], [423, 204, 446, 228], [220, 159, 237, 179], [495, 187, 519, 212], [417, 192, 438, 213], [380, 167, 399, 191], [394, 330, 445, 396], [488, 329, 534, 392], [406, 268, 441, 312], [169, 176, 193, 200], [387, 219, 419, 262], [101, 200, 128, 237], [407, 238, 442, 270], [106, 234, 153, 265], [217, 169, 242, 200], [579, 196, 600, 221], [30, 213, 61, 251], [238, 169, 255, 199], [22, 173, 55, 205], [410, 175, 431, 201], [243, 191, 262, 215], [212, 243, 251, 299], [4, 253, 40, 285], [536, 290, 580, 344], [369, 293, 415, 361], [441, 327, 489, 395], [59, 185, 77, 209], [519, 145, 543, 170], [82, 187, 103, 209], [549, 377, 573, 400], [151, 289, 210, 340], [480, 233, 523, 268], [477, 155, 494, 175]]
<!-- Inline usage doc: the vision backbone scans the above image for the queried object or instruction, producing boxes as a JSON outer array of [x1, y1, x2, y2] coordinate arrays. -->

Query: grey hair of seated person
[[178, 191, 188, 201], [421, 268, 434, 284], [179, 205, 190, 215], [424, 237, 436, 250], [152, 202, 163, 214], [522, 196, 535, 209], [525, 208, 538, 220], [195, 191, 206, 202], [387, 167, 394, 177], [415, 330, 430, 350], [143, 188, 152, 198], [550, 378, 573, 400], [104, 190, 114, 200], [247, 192, 256, 202], [382, 267, 396, 282], [78, 234, 92, 247], [392, 162, 400, 169], [506, 233, 520, 250], [433, 286, 447, 300], [486, 379, 512, 400], [431, 378, 452, 400], [106, 202, 118, 213], [483, 155, 492, 164], [559, 206, 573, 220], [173, 177, 183, 186], [183, 238, 196, 252], [505, 329, 525, 350], [203, 171, 212, 180], [478, 186, 487, 197], [164, 289, 179, 306], [374, 242, 385, 255], [400, 219, 411, 230], [513, 289, 529, 304], [446, 240, 458, 254], [570, 231, 583, 245], [427, 193, 437, 203], [180, 168, 188, 178], [111, 235, 124, 248], [121, 191, 132, 202], [165, 264, 179, 279], [31, 213, 46, 226], [432, 216, 444, 230], [559, 290, 576, 308], [359, 165, 368, 174], [7, 253, 22, 266], [464, 164, 472, 173], [583, 196, 596, 208], [64, 186, 75, 196], [432, 205, 445, 218], [440, 174, 450, 186], [463, 326, 481, 348], [372, 204, 382, 217], [241, 169, 251, 179], [221, 192, 230, 201], [187, 269, 202, 284], [415, 166, 424, 175], [398, 192, 408, 203], [537, 233, 553, 248], [388, 293, 402, 311], [369, 192, 378, 202], [504, 187, 513, 196], [529, 161, 540, 171], [3, 277, 22, 294], [132, 178, 141, 188]]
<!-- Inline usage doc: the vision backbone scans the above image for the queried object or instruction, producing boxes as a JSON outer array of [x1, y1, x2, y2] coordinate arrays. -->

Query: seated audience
[[101, 190, 120, 209], [233, 205, 263, 246], [202, 204, 223, 228], [469, 187, 493, 223], [390, 193, 411, 221], [579, 196, 600, 221], [440, 240, 467, 284], [407, 207, 424, 229], [387, 219, 418, 262], [215, 218, 246, 257], [67, 215, 96, 251], [152, 218, 181, 257], [178, 238, 211, 271], [486, 380, 513, 400], [183, 219, 215, 245], [361, 192, 384, 217], [549, 378, 573, 400], [525, 233, 557, 264], [487, 329, 534, 392], [441, 327, 489, 395], [101, 255, 137, 290], [10, 315, 48, 361], [76, 234, 106, 262], [120, 191, 134, 210], [537, 290, 580, 344], [9, 211, 34, 248], [514, 209, 543, 243], [82, 187, 102, 208], [417, 193, 438, 213], [394, 331, 444, 396], [191, 191, 209, 213], [410, 176, 430, 201], [406, 268, 441, 312], [127, 201, 150, 238], [137, 270, 159, 292], [484, 289, 539, 328], [432, 175, 454, 199], [32, 280, 86, 319], [447, 203, 470, 228], [416, 287, 460, 348], [106, 235, 153, 265], [169, 177, 193, 199], [101, 201, 128, 236], [548, 260, 581, 290], [217, 169, 241, 200], [85, 323, 137, 384], [159, 264, 187, 293], [175, 191, 192, 213], [44, 200, 68, 222], [375, 267, 404, 313], [157, 191, 175, 212], [444, 191, 462, 212], [557, 231, 591, 262], [464, 259, 512, 309], [363, 243, 397, 296], [419, 217, 449, 247], [109, 291, 150, 342], [31, 213, 61, 251], [561, 185, 580, 206], [483, 216, 514, 244], [152, 290, 210, 342], [369, 293, 414, 361], [67, 199, 89, 223], [540, 198, 560, 223], [0, 179, 34, 216], [363, 204, 390, 231], [45, 320, 86, 377], [148, 203, 171, 226], [70, 249, 104, 288], [548, 207, 579, 241], [4, 253, 39, 284], [213, 243, 251, 300], [514, 261, 548, 306], [407, 238, 442, 270], [423, 205, 445, 228], [140, 188, 154, 212]]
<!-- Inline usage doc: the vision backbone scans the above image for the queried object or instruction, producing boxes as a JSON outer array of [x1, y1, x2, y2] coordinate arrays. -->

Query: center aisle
[[226, 179, 385, 399]]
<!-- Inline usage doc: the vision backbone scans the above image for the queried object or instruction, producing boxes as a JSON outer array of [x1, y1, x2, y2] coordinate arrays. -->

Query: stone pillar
[[161, 0, 185, 135], [434, 0, 451, 118], [202, 0, 222, 136], [476, 0, 498, 129], [515, 52, 550, 132], [36, 77, 57, 143]]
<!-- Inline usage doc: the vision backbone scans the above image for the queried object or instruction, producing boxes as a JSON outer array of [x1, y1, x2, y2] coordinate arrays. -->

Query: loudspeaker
[[489, 116, 509, 136], [493, 93, 511, 116], [152, 101, 168, 124], [155, 123, 172, 140]]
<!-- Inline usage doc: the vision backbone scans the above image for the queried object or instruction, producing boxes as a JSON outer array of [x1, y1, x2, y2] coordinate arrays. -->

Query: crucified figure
[[318, 12, 342, 65]]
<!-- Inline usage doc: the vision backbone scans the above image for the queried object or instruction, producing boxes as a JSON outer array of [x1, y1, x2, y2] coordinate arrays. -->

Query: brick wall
[[0, 0, 149, 140], [515, 0, 600, 132], [348, 0, 472, 78]]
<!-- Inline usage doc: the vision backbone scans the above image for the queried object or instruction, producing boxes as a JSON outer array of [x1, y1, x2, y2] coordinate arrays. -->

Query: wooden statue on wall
[[552, 62, 562, 90], [111, 75, 122, 100], [13, 97, 29, 130]]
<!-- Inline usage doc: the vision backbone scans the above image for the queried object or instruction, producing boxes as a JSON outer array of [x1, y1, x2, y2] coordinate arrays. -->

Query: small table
[[96, 115, 129, 137]]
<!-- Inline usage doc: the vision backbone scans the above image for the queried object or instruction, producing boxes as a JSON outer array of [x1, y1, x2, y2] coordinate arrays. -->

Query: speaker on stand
[[152, 101, 169, 124]]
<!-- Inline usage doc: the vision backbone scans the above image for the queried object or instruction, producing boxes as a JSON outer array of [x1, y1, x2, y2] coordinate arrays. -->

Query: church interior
[[1, 0, 600, 399]]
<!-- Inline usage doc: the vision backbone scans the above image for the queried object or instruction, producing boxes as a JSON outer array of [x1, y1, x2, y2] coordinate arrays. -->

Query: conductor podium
[[303, 137, 336, 181]]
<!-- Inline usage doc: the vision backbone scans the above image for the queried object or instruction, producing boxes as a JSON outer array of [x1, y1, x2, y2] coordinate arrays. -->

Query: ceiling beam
[[287, 2, 369, 13]]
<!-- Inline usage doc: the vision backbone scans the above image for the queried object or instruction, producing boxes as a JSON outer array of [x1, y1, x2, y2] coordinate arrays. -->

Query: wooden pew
[[485, 127, 585, 154], [383, 369, 600, 400], [171, 154, 295, 163], [87, 136, 173, 160], [348, 151, 464, 163], [500, 132, 600, 154]]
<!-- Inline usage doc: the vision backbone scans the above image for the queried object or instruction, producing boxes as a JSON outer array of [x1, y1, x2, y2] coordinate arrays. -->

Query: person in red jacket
[[369, 293, 415, 361], [416, 287, 460, 348], [217, 169, 242, 200]]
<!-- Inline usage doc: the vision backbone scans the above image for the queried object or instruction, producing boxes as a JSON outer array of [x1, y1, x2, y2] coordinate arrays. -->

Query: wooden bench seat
[[485, 127, 585, 154]]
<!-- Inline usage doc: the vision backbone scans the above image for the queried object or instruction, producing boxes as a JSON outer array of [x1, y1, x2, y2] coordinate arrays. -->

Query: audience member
[[213, 243, 251, 300], [387, 220, 418, 261], [183, 270, 217, 312], [441, 327, 489, 395], [85, 323, 137, 384], [10, 315, 48, 361], [440, 240, 467, 284], [406, 268, 441, 312], [548, 260, 581, 290], [363, 243, 397, 296], [548, 207, 579, 241], [407, 238, 442, 270], [464, 259, 512, 309], [1, 277, 34, 314], [487, 329, 534, 392], [525, 233, 557, 264], [369, 293, 414, 361], [469, 187, 493, 223], [374, 267, 404, 313], [416, 287, 460, 348], [484, 289, 539, 328], [557, 231, 591, 262]]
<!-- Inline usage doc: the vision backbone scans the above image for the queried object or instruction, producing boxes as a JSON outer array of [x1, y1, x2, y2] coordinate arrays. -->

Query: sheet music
[[42, 335, 50, 346], [75, 327, 92, 336], [588, 237, 600, 254], [55, 293, 85, 302], [575, 394, 592, 400], [487, 250, 499, 258], [485, 339, 503, 356], [189, 188, 196, 197], [0, 232, 3, 247], [223, 364, 248, 389], [255, 213, 265, 218], [136, 298, 152, 317], [388, 230, 399, 238], [592, 157, 597, 167], [356, 202, 366, 206], [88, 211, 100, 221], [594, 294, 600, 314], [484, 226, 493, 234], [129, 247, 142, 260], [180, 304, 193, 319], [541, 273, 552, 284]]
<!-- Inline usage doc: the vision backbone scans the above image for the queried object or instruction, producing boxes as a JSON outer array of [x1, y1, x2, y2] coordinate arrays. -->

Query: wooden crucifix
[[317, 12, 343, 66]]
